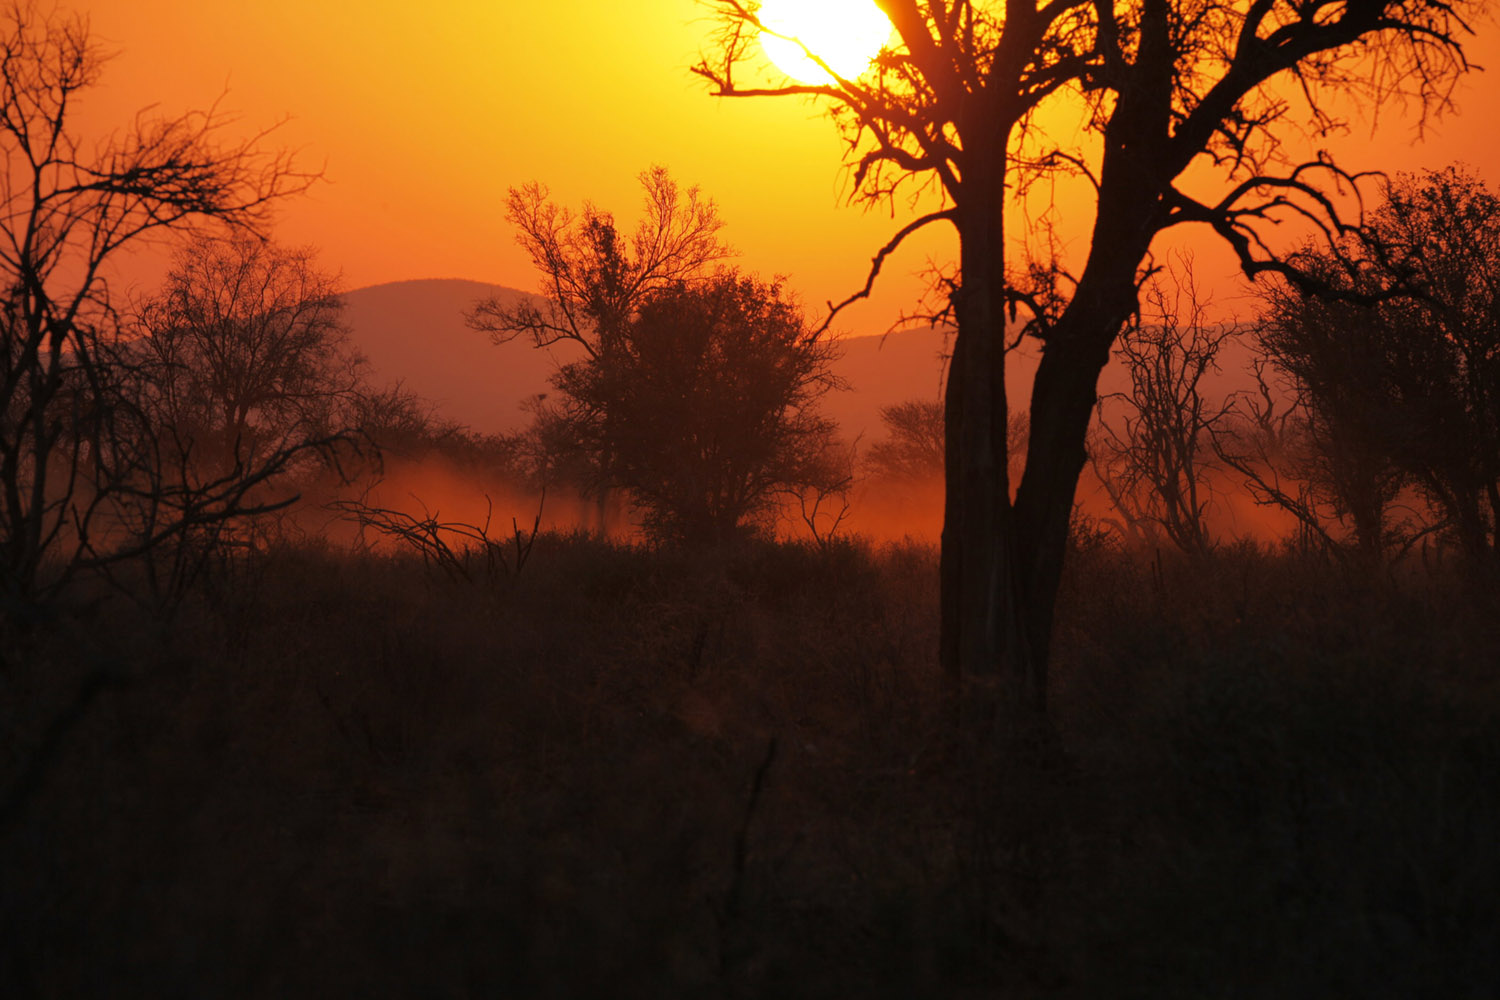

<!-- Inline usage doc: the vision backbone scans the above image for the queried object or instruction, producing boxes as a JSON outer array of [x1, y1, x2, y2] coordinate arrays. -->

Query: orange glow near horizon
[[77, 1, 1500, 339]]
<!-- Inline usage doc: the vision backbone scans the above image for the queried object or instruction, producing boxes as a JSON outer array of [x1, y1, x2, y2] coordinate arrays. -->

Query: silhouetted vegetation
[[866, 399, 945, 483], [470, 170, 846, 544], [5, 531, 1500, 997], [1251, 166, 1500, 566], [0, 2, 315, 621], [1093, 265, 1237, 553], [6, 4, 1500, 997], [698, 0, 1480, 727]]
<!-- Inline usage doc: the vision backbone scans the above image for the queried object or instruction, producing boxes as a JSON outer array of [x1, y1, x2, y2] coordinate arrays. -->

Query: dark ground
[[4, 534, 1499, 998]]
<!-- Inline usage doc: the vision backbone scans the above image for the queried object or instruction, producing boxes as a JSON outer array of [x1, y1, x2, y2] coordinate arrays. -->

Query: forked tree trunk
[[940, 184, 1149, 732], [940, 180, 1043, 728]]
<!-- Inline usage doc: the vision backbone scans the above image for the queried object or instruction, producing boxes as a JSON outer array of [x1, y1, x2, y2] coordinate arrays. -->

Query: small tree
[[867, 398, 1027, 486], [553, 271, 843, 543], [135, 234, 364, 483], [867, 399, 945, 483], [1093, 267, 1236, 553]]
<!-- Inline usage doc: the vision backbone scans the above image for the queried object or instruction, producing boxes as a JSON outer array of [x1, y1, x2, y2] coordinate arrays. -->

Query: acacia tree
[[0, 2, 313, 614], [867, 399, 946, 482], [696, 0, 1475, 723]]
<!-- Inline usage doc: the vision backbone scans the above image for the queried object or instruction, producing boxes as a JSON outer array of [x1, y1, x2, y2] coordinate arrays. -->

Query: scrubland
[[4, 533, 1499, 998]]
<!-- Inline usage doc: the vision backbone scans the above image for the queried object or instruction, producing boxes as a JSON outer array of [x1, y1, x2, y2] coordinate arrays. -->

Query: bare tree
[[468, 166, 733, 354], [0, 2, 315, 617], [1092, 265, 1236, 553], [867, 399, 945, 483], [135, 234, 363, 483], [696, 0, 1476, 725], [789, 434, 858, 549]]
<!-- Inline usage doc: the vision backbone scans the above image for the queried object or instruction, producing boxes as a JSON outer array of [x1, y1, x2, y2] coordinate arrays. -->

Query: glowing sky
[[82, 1, 1499, 334]]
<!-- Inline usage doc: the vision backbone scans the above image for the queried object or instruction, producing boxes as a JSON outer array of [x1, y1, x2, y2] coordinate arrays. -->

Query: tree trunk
[[1009, 251, 1152, 715], [940, 181, 1042, 728]]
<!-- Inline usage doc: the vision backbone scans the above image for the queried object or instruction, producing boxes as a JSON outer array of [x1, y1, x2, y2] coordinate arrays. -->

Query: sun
[[757, 0, 893, 84]]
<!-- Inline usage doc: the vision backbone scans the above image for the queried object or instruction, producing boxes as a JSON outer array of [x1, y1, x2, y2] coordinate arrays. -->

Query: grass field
[[4, 533, 1499, 997]]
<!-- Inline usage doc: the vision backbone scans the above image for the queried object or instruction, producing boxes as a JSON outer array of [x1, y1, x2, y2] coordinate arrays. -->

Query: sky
[[80, 1, 1500, 337]]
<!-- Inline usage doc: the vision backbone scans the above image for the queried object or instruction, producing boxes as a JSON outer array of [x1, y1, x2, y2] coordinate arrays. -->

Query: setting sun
[[758, 0, 893, 83]]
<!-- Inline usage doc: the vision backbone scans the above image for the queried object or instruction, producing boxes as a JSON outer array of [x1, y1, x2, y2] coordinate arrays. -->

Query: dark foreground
[[4, 534, 1499, 998]]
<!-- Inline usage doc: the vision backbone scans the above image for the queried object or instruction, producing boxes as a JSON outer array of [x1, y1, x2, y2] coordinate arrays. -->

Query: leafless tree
[[1092, 265, 1237, 553], [789, 435, 858, 549], [0, 2, 315, 619], [867, 399, 945, 483], [468, 166, 733, 354], [134, 234, 363, 480], [696, 0, 1477, 725]]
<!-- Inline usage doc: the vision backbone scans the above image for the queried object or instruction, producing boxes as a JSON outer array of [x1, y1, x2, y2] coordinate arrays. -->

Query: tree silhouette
[[1255, 166, 1500, 563], [696, 0, 1476, 725], [0, 2, 314, 616], [561, 272, 842, 543], [468, 167, 732, 354], [867, 399, 945, 483], [135, 234, 363, 482], [468, 167, 734, 528], [1093, 266, 1235, 553], [473, 171, 842, 543]]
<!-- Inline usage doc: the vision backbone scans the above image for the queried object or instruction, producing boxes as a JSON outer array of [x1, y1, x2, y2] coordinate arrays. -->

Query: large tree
[[696, 0, 1476, 725]]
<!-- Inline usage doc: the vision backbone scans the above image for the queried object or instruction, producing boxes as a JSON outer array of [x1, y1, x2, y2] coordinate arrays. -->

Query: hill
[[341, 279, 570, 434], [344, 278, 1263, 452], [343, 278, 958, 443]]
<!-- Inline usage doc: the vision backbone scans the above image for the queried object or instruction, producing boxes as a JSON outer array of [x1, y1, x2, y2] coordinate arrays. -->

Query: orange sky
[[82, 1, 1500, 336]]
